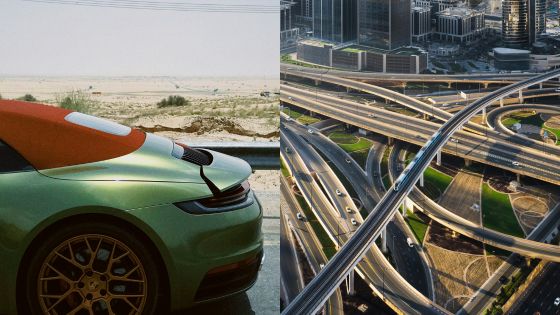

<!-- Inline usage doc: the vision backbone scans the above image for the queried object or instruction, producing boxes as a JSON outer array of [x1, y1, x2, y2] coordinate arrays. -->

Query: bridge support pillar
[[404, 197, 414, 213], [436, 150, 442, 166], [381, 227, 388, 253], [465, 159, 472, 167], [482, 108, 486, 122], [309, 111, 315, 117], [484, 82, 489, 89], [517, 173, 521, 184], [539, 83, 543, 89], [387, 136, 394, 146], [519, 89, 524, 103], [499, 98, 504, 107], [447, 82, 452, 88], [346, 87, 352, 93], [314, 79, 320, 86], [423, 113, 429, 120], [347, 269, 356, 296], [419, 173, 424, 187]]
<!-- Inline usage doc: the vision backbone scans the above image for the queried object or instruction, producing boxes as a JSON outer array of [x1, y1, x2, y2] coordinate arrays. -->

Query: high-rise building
[[412, 6, 431, 42], [503, 0, 546, 47], [435, 7, 485, 43], [357, 0, 411, 50], [312, 0, 358, 43]]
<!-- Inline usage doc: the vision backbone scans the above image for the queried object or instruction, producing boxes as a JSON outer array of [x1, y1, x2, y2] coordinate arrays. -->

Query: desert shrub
[[57, 90, 94, 114], [17, 94, 37, 102], [157, 95, 189, 108]]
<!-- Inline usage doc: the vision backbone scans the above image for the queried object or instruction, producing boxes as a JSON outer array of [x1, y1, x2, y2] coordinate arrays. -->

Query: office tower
[[503, 0, 546, 47], [357, 0, 411, 50], [313, 0, 358, 43]]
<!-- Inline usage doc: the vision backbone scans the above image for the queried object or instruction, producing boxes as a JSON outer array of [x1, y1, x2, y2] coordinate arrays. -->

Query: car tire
[[22, 221, 165, 315]]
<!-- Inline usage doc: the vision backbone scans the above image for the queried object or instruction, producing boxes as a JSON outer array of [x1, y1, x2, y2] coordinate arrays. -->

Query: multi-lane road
[[282, 67, 560, 315]]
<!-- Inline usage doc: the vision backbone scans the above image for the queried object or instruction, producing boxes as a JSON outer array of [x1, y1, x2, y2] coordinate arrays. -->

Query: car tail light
[[174, 180, 253, 214]]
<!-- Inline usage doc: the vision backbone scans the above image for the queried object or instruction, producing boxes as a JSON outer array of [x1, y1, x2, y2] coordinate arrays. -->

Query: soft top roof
[[0, 100, 146, 170]]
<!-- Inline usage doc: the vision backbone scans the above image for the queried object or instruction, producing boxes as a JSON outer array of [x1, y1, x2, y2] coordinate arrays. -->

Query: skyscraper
[[313, 0, 358, 43], [357, 0, 411, 50], [503, 0, 546, 47]]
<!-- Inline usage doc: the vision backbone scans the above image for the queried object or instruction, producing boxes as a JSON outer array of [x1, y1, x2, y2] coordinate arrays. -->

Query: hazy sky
[[0, 0, 279, 76]]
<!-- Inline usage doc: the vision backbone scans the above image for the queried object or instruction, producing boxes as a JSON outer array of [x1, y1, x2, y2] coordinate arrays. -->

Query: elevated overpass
[[281, 67, 560, 315]]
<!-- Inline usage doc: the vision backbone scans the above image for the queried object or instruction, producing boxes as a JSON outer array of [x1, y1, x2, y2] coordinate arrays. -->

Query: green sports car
[[0, 100, 263, 314]]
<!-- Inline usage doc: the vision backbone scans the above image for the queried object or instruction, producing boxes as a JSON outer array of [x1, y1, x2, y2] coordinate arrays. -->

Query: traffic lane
[[280, 212, 303, 303], [516, 263, 560, 315], [386, 221, 430, 297], [282, 88, 560, 175], [289, 122, 431, 298]]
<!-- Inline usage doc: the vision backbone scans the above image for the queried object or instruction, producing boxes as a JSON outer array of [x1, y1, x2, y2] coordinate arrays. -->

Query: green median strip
[[420, 167, 453, 200], [406, 209, 428, 243]]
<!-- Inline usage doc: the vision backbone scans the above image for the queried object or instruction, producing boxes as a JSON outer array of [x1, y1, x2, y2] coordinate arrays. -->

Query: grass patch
[[481, 183, 524, 238], [406, 210, 428, 243], [17, 94, 37, 102], [157, 95, 190, 108], [281, 160, 290, 178], [350, 149, 369, 170], [420, 167, 453, 200], [329, 132, 358, 144], [57, 90, 96, 114], [282, 108, 320, 125]]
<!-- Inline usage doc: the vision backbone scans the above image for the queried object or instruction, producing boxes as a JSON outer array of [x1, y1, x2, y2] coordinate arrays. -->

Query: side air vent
[[182, 147, 212, 165]]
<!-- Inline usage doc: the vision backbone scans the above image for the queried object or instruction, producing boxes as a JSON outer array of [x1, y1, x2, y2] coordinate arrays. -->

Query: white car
[[555, 297, 560, 306], [512, 161, 520, 167], [345, 157, 351, 164], [368, 113, 377, 118], [296, 212, 304, 220], [288, 96, 293, 101], [345, 207, 353, 213], [319, 263, 325, 270], [335, 189, 342, 196], [406, 237, 414, 248], [350, 218, 357, 226], [308, 129, 314, 134]]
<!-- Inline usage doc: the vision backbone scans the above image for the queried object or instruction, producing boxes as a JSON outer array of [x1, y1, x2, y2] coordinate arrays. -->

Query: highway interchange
[[280, 66, 560, 315]]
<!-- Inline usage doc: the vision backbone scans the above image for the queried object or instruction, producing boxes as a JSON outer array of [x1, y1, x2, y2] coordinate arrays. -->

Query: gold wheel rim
[[37, 234, 147, 315]]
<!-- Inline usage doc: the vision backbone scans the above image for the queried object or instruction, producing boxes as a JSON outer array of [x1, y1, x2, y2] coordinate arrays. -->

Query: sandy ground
[[425, 243, 489, 313], [0, 76, 280, 142]]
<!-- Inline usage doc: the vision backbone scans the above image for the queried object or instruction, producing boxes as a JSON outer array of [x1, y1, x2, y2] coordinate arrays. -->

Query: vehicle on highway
[[0, 100, 264, 315], [288, 96, 294, 101], [512, 161, 520, 166], [297, 212, 304, 220], [335, 189, 342, 196], [345, 157, 351, 163], [367, 113, 377, 118], [555, 297, 560, 306], [350, 218, 357, 226], [345, 207, 353, 213], [450, 138, 459, 143], [308, 129, 314, 134], [319, 263, 325, 270], [406, 237, 414, 248], [499, 276, 509, 285]]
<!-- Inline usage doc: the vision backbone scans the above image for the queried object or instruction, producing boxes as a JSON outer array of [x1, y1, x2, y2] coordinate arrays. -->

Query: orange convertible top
[[0, 100, 146, 170]]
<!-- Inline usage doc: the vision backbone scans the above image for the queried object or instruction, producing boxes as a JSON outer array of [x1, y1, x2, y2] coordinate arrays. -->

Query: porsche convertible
[[0, 100, 263, 314]]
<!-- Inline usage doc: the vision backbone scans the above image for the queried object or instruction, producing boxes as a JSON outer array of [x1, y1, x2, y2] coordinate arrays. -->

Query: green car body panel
[[0, 115, 263, 313]]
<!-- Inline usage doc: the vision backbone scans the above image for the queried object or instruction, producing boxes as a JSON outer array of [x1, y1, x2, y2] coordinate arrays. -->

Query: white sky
[[0, 0, 279, 77]]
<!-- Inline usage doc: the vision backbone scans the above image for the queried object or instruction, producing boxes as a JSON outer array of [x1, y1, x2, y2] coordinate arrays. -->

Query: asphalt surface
[[186, 174, 280, 315], [282, 84, 560, 185], [512, 263, 560, 315], [282, 67, 560, 315], [280, 176, 344, 315], [281, 125, 443, 315], [285, 120, 432, 299], [280, 208, 304, 304]]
